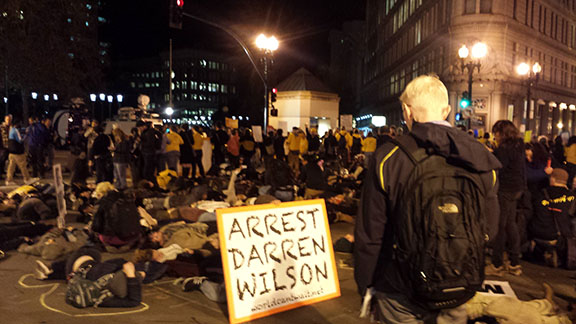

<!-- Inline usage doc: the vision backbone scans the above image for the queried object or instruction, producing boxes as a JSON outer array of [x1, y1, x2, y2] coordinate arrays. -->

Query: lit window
[[200, 60, 207, 67], [98, 17, 107, 23], [67, 18, 72, 23], [87, 4, 92, 10], [85, 21, 89, 27], [130, 82, 136, 88], [68, 53, 75, 59]]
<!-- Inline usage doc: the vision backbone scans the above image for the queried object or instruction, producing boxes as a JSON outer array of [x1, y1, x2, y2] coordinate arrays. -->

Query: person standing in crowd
[[551, 136, 565, 168], [306, 126, 321, 155], [212, 121, 228, 168], [355, 75, 500, 322], [362, 131, 377, 162], [164, 125, 183, 172], [90, 126, 113, 184], [27, 116, 49, 179], [564, 136, 576, 188], [43, 118, 55, 171], [129, 127, 141, 185], [490, 119, 527, 276], [6, 119, 30, 185], [263, 130, 276, 160], [285, 127, 301, 177], [0, 114, 12, 180], [139, 122, 161, 183], [84, 120, 100, 160], [191, 126, 205, 179], [377, 125, 393, 148], [239, 129, 256, 167], [351, 129, 363, 158], [323, 129, 337, 160], [227, 129, 240, 168], [112, 128, 131, 189], [335, 127, 352, 166], [273, 129, 286, 161], [179, 124, 194, 178]]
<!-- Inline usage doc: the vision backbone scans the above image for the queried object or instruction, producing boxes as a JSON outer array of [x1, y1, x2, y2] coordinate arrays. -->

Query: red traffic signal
[[272, 88, 277, 94], [176, 0, 184, 7], [169, 0, 184, 29]]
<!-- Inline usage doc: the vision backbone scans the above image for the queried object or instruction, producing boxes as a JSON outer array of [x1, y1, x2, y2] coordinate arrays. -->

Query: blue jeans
[[164, 151, 180, 171], [113, 163, 128, 189]]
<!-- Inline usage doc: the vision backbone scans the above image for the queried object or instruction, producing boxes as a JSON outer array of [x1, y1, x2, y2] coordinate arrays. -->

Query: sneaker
[[507, 264, 523, 276], [182, 276, 207, 292], [485, 263, 505, 276], [34, 260, 53, 280]]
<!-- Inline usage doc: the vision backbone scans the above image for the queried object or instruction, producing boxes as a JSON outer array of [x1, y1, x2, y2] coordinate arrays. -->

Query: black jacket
[[354, 122, 502, 297], [493, 138, 526, 192], [140, 128, 161, 154], [530, 186, 575, 240]]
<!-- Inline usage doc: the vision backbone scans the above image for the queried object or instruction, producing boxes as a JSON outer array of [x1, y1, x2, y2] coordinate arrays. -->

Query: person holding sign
[[355, 75, 501, 323]]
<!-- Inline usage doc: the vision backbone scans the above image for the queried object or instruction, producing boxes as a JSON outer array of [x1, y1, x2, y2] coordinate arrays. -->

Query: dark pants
[[95, 156, 113, 184], [0, 222, 52, 250], [29, 145, 45, 178], [492, 190, 523, 267], [192, 150, 204, 178], [0, 148, 8, 179], [141, 153, 157, 182], [214, 148, 225, 168]]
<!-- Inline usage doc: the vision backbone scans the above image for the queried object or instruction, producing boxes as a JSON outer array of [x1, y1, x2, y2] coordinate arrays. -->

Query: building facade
[[362, 0, 576, 136], [117, 49, 238, 124]]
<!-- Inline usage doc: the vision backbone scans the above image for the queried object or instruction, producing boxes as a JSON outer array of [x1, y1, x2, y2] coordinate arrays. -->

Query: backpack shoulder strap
[[388, 134, 429, 165]]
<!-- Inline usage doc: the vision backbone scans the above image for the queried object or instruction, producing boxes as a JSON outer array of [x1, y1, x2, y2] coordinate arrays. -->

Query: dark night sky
[[105, 0, 366, 81]]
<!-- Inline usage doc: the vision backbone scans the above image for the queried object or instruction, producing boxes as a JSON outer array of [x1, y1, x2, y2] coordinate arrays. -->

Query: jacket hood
[[410, 122, 502, 172]]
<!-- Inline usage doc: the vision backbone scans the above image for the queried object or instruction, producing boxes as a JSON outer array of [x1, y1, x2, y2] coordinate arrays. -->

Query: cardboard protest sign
[[217, 199, 340, 324], [478, 280, 517, 298], [252, 126, 263, 143], [226, 117, 239, 129], [53, 164, 66, 229]]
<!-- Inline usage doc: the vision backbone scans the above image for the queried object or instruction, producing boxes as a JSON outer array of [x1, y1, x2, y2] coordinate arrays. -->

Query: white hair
[[399, 75, 449, 118]]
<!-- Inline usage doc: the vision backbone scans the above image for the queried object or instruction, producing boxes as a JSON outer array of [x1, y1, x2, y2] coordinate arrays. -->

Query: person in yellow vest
[[191, 126, 205, 179], [351, 129, 364, 157], [285, 127, 301, 177], [298, 131, 308, 155], [335, 127, 353, 165], [164, 125, 184, 171], [362, 131, 377, 162]]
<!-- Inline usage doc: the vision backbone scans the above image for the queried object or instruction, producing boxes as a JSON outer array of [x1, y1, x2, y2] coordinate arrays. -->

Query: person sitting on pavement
[[529, 168, 576, 267]]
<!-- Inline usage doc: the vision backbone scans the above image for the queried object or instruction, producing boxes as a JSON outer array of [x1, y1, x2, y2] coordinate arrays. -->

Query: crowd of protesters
[[0, 103, 575, 322]]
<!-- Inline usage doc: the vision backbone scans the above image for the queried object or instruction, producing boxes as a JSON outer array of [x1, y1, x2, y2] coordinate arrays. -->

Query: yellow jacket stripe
[[379, 146, 399, 191]]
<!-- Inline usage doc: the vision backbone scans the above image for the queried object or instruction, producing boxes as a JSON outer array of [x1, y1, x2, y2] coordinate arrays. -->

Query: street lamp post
[[458, 42, 487, 107], [255, 34, 279, 131], [516, 62, 542, 131]]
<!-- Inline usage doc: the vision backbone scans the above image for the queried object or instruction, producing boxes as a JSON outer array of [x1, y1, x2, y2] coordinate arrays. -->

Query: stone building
[[361, 0, 576, 135]]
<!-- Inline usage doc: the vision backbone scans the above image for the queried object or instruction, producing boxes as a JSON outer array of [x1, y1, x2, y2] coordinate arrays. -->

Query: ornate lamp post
[[255, 34, 279, 131], [516, 62, 541, 131]]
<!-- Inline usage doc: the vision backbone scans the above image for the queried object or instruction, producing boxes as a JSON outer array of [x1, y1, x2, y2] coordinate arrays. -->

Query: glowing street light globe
[[256, 34, 279, 51], [165, 107, 174, 116], [516, 62, 530, 76], [458, 45, 469, 59], [532, 62, 542, 74], [471, 42, 487, 59]]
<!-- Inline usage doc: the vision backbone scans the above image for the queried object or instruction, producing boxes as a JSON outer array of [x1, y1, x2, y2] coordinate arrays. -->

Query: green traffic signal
[[460, 98, 470, 109]]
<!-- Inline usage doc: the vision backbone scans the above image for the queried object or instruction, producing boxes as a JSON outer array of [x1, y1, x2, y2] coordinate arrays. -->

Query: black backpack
[[390, 135, 487, 310], [65, 267, 114, 308]]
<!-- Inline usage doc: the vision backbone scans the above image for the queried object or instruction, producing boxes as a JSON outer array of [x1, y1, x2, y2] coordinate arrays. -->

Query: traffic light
[[169, 0, 184, 29], [459, 91, 471, 109], [271, 88, 277, 103], [270, 105, 278, 117]]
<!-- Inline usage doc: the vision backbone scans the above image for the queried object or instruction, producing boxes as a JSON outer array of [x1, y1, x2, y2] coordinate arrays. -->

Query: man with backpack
[[354, 75, 501, 323], [139, 121, 162, 183], [336, 127, 352, 165]]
